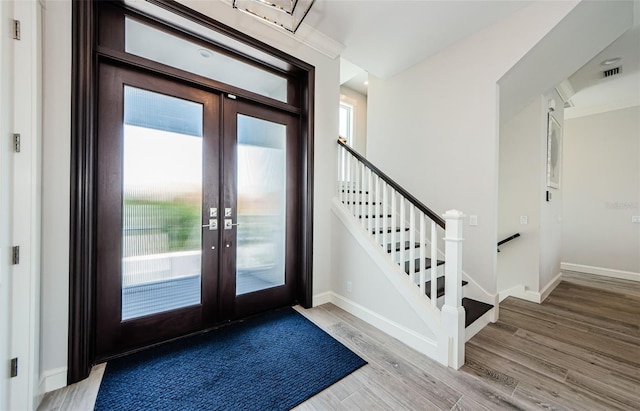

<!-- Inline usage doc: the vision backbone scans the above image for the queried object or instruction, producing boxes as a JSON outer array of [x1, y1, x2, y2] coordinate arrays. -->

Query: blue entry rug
[[94, 307, 366, 410]]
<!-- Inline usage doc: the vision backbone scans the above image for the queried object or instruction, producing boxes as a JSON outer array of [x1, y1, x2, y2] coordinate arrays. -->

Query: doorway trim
[[69, 0, 315, 385]]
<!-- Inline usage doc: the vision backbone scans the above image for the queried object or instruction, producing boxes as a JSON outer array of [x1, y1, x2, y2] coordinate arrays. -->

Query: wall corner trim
[[539, 272, 562, 302]]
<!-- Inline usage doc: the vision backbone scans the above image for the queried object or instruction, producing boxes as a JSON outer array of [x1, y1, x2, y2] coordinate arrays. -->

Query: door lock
[[224, 219, 240, 230], [224, 207, 232, 217], [202, 219, 218, 230], [209, 207, 218, 218]]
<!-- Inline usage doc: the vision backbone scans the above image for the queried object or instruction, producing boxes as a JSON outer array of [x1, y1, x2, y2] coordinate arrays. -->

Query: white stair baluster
[[351, 157, 360, 218], [399, 197, 406, 268], [382, 182, 389, 249], [349, 155, 355, 215], [338, 146, 342, 202], [360, 162, 366, 228], [419, 213, 426, 296], [430, 220, 438, 308], [367, 169, 373, 233], [375, 175, 381, 245], [390, 189, 397, 262], [409, 204, 415, 284]]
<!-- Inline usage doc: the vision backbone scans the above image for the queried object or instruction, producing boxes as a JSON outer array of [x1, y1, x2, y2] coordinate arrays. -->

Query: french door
[[95, 64, 298, 359]]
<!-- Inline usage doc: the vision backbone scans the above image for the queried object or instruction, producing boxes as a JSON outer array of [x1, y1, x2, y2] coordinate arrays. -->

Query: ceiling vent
[[602, 66, 621, 78]]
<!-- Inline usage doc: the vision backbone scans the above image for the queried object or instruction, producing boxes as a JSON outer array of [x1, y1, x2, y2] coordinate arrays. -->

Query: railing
[[497, 233, 520, 252], [337, 139, 466, 368]]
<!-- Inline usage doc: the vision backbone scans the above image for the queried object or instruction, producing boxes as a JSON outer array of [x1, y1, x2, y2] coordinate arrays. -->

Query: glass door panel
[[121, 86, 203, 320], [236, 114, 286, 295]]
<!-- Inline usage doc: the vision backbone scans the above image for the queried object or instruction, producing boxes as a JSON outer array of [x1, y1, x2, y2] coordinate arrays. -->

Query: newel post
[[441, 209, 465, 369]]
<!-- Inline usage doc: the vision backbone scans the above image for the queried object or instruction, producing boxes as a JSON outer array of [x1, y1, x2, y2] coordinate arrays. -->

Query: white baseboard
[[312, 291, 332, 307], [328, 292, 448, 367], [539, 272, 563, 302], [561, 263, 640, 282], [498, 272, 562, 304], [499, 285, 539, 303], [40, 366, 67, 393]]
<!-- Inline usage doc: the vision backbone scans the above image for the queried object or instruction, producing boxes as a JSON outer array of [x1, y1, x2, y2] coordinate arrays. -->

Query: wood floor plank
[[292, 389, 347, 411], [465, 344, 628, 411], [475, 322, 640, 393], [450, 396, 494, 411], [322, 306, 536, 411], [353, 362, 445, 410], [499, 305, 640, 367], [562, 271, 640, 298], [341, 386, 411, 411], [467, 334, 569, 382], [505, 293, 640, 341], [327, 321, 462, 410], [513, 327, 640, 382]]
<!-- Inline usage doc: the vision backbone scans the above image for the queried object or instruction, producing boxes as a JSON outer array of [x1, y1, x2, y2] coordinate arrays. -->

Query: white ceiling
[[316, 0, 639, 117], [564, 23, 640, 119], [305, 0, 533, 79]]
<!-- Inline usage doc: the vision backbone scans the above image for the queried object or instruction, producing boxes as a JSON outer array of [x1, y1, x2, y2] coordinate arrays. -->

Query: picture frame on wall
[[546, 113, 561, 189]]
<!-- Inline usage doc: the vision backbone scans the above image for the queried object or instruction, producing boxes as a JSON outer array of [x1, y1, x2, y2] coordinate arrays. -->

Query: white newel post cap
[[443, 209, 465, 220]]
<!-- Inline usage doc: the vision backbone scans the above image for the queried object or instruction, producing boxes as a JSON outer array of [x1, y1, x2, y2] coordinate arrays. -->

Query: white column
[[441, 209, 465, 369]]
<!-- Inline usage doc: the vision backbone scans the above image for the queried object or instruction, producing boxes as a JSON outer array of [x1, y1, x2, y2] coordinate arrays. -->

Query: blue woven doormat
[[95, 307, 366, 410]]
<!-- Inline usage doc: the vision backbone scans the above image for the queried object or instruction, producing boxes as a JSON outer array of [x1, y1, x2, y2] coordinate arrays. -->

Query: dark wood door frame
[[69, 0, 315, 384]]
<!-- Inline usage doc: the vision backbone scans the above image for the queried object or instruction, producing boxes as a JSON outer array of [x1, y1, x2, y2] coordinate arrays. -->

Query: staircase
[[335, 139, 495, 369]]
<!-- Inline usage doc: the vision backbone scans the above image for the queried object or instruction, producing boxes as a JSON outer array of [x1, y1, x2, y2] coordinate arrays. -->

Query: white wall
[[562, 106, 640, 275], [498, 98, 542, 292], [330, 214, 436, 340], [538, 91, 564, 289], [497, 89, 564, 298], [340, 86, 367, 155], [0, 1, 15, 408], [367, 1, 578, 295], [39, 0, 339, 382]]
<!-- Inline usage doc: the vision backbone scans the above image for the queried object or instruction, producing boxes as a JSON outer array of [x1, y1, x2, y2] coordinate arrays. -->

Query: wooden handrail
[[338, 139, 445, 228]]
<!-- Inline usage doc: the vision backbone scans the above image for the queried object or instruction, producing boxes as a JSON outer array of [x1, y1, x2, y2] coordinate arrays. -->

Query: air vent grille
[[603, 66, 621, 78]]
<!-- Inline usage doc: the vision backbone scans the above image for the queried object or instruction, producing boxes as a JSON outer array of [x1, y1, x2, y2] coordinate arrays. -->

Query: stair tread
[[341, 189, 369, 194], [359, 214, 393, 219], [386, 242, 421, 253], [343, 201, 382, 205], [463, 298, 493, 328], [404, 258, 445, 274], [372, 227, 410, 234], [419, 275, 468, 299]]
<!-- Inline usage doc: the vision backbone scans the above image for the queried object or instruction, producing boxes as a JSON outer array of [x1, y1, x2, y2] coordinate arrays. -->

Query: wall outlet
[[520, 216, 528, 225], [469, 215, 478, 226], [632, 216, 640, 224], [346, 281, 352, 293]]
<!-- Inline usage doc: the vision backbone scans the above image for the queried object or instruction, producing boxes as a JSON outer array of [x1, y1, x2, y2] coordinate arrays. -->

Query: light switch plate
[[469, 215, 478, 226], [520, 216, 528, 225], [632, 216, 640, 224]]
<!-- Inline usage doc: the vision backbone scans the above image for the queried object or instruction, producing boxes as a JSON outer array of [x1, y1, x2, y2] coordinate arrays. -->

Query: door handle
[[224, 219, 240, 230], [202, 219, 218, 230]]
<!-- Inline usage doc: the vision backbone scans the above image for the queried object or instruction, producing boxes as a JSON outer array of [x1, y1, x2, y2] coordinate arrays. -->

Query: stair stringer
[[330, 198, 450, 367]]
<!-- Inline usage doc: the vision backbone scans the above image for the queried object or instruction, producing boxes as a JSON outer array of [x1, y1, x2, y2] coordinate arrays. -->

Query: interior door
[[220, 98, 299, 319], [95, 64, 221, 358]]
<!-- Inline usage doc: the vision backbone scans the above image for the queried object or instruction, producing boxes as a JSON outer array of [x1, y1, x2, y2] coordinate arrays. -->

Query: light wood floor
[[39, 271, 640, 411]]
